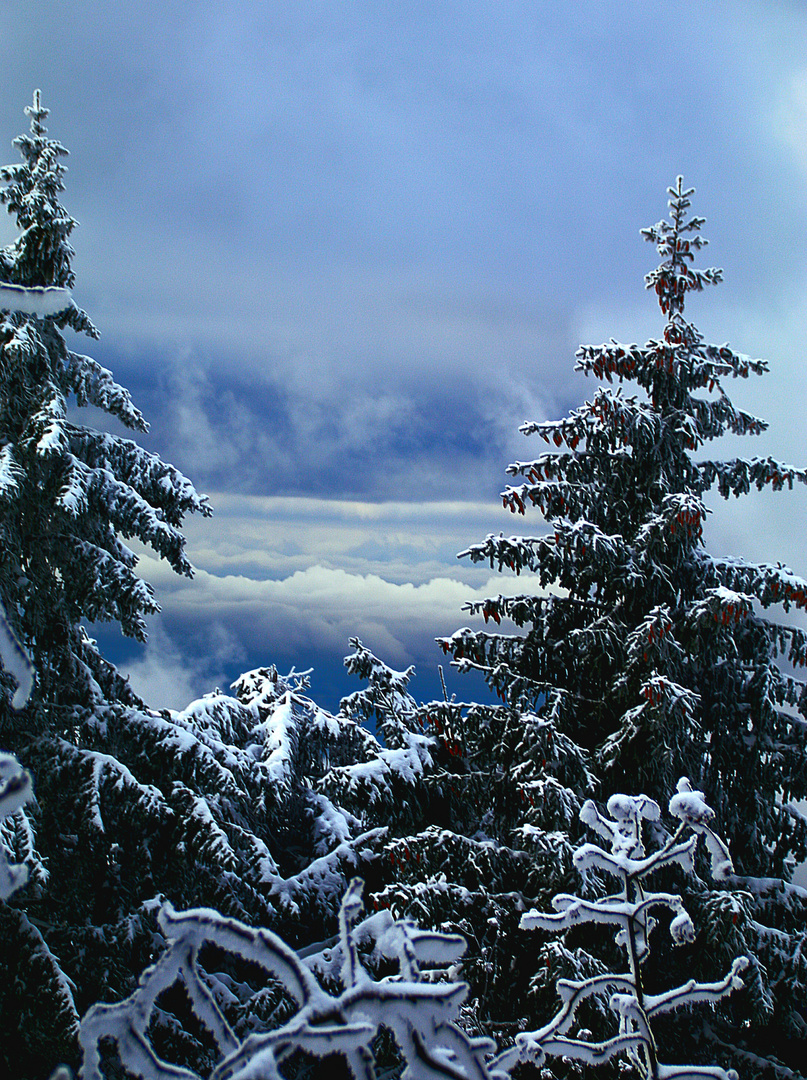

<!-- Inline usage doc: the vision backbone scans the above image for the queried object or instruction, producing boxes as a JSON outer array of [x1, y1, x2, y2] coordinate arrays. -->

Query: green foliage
[[438, 178, 807, 1077], [0, 98, 384, 1079], [0, 92, 210, 715], [333, 639, 592, 1046]]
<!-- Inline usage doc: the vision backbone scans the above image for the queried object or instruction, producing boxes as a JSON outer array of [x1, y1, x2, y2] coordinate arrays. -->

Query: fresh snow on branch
[[0, 599, 33, 709], [0, 281, 74, 316], [0, 751, 33, 900], [79, 878, 503, 1080], [501, 780, 748, 1080]]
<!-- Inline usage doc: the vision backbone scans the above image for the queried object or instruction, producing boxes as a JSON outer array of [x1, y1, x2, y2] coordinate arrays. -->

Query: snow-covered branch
[[78, 878, 504, 1080], [0, 599, 33, 709], [0, 750, 33, 900], [0, 281, 73, 317], [508, 780, 749, 1080]]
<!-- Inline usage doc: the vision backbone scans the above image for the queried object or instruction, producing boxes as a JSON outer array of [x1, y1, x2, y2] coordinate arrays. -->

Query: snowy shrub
[[76, 781, 749, 1080], [78, 878, 502, 1080], [496, 779, 748, 1080]]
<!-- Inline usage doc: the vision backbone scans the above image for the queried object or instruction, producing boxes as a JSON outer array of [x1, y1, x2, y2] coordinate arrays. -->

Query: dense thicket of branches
[[332, 638, 594, 1045]]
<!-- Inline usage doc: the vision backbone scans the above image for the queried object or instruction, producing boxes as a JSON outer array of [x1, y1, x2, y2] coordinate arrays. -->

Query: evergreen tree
[[329, 639, 594, 1049], [0, 95, 385, 1079], [0, 89, 209, 713], [439, 178, 807, 1078]]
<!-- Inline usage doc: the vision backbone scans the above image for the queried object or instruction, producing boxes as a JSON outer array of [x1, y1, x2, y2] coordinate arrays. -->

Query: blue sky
[[3, 1, 807, 711]]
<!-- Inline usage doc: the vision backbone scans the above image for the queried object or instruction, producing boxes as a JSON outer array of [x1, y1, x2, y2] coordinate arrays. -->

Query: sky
[[3, 1, 807, 714]]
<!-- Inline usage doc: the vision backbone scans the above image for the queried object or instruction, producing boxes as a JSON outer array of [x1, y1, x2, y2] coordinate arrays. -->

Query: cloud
[[5, 2, 807, 719], [132, 558, 532, 711], [117, 621, 237, 713], [139, 550, 532, 665], [91, 280, 571, 502], [112, 493, 545, 709], [8, 0, 806, 518], [176, 493, 544, 586], [774, 67, 807, 179]]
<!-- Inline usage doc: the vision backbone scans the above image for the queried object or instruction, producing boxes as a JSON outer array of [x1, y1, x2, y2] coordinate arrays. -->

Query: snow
[[309, 789, 354, 856], [0, 443, 22, 498], [56, 740, 166, 833], [0, 752, 33, 899], [270, 827, 385, 913], [669, 778, 733, 880], [0, 601, 33, 709], [255, 690, 298, 792], [511, 784, 748, 1079], [79, 880, 501, 1080], [0, 281, 73, 316], [577, 795, 663, 870], [669, 777, 714, 826], [669, 910, 696, 944]]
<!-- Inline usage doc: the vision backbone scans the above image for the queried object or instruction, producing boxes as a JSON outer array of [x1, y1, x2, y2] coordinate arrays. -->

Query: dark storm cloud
[[3, 1, 807, 706]]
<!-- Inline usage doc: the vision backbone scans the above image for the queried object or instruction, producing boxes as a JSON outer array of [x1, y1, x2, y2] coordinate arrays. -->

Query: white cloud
[[177, 493, 540, 586], [142, 559, 530, 666], [119, 619, 246, 712], [120, 493, 545, 708], [118, 623, 222, 712]]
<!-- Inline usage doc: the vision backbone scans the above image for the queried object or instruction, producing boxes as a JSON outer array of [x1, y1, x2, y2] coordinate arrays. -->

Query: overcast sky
[[3, 1, 807, 711]]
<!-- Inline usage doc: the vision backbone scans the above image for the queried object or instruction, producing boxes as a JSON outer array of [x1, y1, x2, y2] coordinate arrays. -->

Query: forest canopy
[[0, 94, 804, 1080]]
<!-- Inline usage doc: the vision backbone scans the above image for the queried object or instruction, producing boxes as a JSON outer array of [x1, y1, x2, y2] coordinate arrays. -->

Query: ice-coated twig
[[644, 957, 749, 1017], [510, 779, 748, 1080], [78, 880, 504, 1080]]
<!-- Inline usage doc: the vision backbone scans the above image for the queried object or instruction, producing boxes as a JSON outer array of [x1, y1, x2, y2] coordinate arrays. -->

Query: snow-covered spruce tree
[[0, 95, 386, 1079], [439, 178, 807, 1078], [0, 597, 34, 899], [326, 638, 595, 1047], [0, 90, 207, 713]]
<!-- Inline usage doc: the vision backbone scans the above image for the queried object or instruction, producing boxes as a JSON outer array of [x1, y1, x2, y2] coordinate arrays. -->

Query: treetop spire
[[642, 176, 722, 327], [23, 88, 48, 138]]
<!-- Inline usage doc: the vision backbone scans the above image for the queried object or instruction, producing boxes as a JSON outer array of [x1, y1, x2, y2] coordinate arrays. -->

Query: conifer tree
[[0, 95, 387, 1079], [0, 90, 210, 714], [330, 639, 594, 1046], [440, 178, 807, 1078]]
